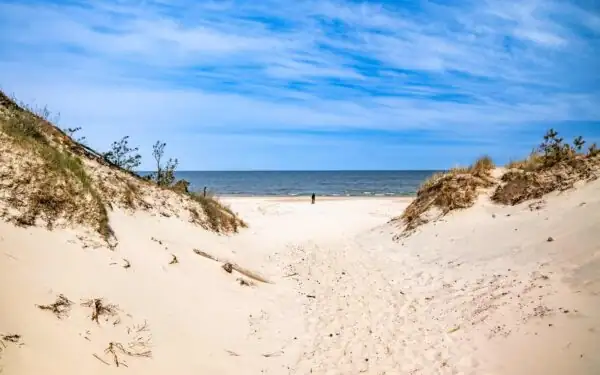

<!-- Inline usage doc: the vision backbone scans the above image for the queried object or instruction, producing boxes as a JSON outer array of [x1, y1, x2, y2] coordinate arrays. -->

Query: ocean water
[[167, 171, 440, 197]]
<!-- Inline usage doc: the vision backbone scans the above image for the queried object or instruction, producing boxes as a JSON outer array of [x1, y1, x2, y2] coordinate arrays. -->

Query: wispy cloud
[[0, 0, 599, 169]]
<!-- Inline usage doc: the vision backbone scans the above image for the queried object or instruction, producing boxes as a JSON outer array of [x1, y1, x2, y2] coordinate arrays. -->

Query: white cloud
[[0, 0, 599, 168]]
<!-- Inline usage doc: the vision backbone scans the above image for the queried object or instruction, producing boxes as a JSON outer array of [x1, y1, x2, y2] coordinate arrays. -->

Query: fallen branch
[[262, 350, 284, 358], [93, 353, 110, 365], [193, 249, 273, 284]]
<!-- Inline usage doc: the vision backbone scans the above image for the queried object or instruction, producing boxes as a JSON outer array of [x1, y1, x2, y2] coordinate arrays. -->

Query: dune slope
[[2, 183, 600, 374]]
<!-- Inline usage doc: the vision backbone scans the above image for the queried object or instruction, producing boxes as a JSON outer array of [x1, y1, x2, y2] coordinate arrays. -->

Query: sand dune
[[2, 178, 600, 374]]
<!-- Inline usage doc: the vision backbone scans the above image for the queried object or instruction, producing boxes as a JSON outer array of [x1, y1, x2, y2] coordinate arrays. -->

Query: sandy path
[[246, 184, 600, 374], [2, 188, 599, 374]]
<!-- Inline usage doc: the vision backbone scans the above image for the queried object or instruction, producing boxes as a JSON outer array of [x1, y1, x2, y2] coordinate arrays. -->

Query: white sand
[[1, 183, 599, 374]]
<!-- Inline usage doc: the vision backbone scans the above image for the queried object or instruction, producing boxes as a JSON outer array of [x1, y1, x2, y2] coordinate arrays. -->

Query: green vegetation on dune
[[395, 130, 600, 236], [0, 91, 246, 243]]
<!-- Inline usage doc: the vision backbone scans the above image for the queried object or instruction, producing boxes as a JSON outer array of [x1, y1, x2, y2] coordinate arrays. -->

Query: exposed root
[[169, 254, 178, 265]]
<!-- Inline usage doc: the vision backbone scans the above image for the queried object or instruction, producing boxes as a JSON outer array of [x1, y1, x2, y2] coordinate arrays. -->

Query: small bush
[[103, 136, 142, 171], [148, 141, 178, 187]]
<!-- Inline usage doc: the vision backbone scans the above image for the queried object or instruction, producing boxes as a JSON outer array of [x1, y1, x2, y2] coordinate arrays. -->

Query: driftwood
[[193, 249, 273, 284]]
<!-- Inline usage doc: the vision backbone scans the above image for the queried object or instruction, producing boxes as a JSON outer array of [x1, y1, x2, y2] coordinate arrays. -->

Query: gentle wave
[[150, 170, 440, 197]]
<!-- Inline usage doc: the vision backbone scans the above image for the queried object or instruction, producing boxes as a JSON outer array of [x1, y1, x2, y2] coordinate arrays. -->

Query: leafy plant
[[103, 136, 142, 171], [573, 135, 586, 151], [62, 126, 87, 144], [538, 129, 577, 167], [150, 141, 178, 186]]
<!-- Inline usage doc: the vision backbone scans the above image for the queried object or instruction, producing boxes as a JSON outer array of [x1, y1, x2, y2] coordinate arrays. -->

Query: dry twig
[[36, 294, 73, 318], [81, 298, 118, 324], [192, 249, 273, 284]]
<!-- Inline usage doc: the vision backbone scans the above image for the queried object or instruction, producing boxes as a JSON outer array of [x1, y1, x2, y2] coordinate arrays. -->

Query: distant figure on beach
[[311, 193, 316, 204], [203, 186, 207, 197]]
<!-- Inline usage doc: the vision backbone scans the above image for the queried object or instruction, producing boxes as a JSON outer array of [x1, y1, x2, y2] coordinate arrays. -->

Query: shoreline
[[218, 195, 415, 202]]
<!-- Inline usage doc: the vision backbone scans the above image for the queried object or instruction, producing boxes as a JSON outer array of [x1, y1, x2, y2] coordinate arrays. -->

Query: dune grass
[[0, 91, 246, 239], [493, 131, 599, 205], [397, 131, 600, 236], [1, 107, 113, 240], [188, 192, 247, 233], [397, 156, 496, 232]]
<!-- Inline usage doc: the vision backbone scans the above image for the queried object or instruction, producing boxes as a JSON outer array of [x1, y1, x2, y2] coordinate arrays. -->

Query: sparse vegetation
[[0, 333, 22, 361], [397, 130, 600, 236], [0, 97, 113, 241], [103, 136, 142, 171], [81, 298, 118, 324], [188, 192, 246, 233], [149, 141, 178, 187], [62, 126, 87, 144], [0, 91, 246, 239], [36, 294, 73, 319], [493, 130, 599, 205], [103, 340, 152, 367], [396, 156, 496, 233]]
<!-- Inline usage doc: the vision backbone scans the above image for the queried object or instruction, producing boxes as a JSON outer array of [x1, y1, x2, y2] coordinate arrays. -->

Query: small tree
[[62, 126, 87, 145], [573, 136, 585, 151], [103, 136, 142, 171], [151, 140, 178, 186], [539, 129, 572, 166]]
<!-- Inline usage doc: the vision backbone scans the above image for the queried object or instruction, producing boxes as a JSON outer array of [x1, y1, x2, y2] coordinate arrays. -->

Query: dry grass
[[397, 132, 600, 236], [495, 131, 600, 205], [396, 156, 497, 233], [493, 155, 599, 205], [103, 341, 152, 367], [81, 298, 119, 324], [0, 333, 22, 364], [0, 90, 246, 239], [36, 294, 73, 319], [0, 100, 113, 241], [470, 155, 495, 176], [506, 151, 544, 171], [188, 193, 247, 233], [100, 321, 152, 367]]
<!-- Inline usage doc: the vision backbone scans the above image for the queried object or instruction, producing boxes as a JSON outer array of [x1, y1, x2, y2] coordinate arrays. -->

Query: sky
[[0, 0, 599, 170]]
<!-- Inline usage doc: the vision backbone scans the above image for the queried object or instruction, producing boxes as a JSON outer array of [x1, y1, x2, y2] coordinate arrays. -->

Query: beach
[[2, 184, 599, 374]]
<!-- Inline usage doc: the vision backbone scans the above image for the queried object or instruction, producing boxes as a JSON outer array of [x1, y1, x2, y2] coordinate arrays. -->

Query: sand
[[1, 183, 599, 374]]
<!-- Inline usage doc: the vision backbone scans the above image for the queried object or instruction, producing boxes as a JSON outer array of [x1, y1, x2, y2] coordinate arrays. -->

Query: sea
[[164, 171, 440, 197]]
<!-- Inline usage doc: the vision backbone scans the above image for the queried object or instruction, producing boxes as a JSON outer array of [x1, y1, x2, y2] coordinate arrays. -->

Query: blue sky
[[1, 0, 599, 170]]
